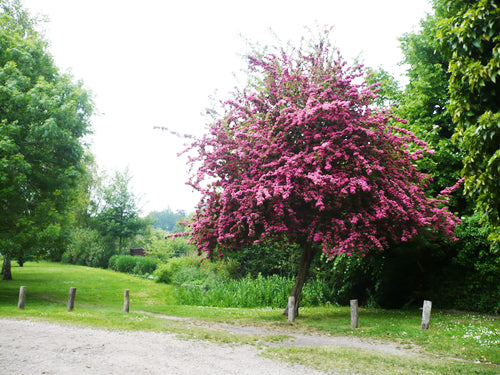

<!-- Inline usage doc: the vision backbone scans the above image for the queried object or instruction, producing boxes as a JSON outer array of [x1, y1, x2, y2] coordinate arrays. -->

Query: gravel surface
[[0, 319, 326, 375]]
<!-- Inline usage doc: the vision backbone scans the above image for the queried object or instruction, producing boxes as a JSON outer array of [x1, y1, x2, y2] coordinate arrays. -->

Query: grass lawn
[[1, 261, 498, 374]]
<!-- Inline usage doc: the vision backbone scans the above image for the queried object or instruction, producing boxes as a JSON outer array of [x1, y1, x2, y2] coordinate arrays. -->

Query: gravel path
[[0, 319, 326, 375]]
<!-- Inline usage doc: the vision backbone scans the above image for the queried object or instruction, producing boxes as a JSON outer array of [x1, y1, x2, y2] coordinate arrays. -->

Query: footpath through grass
[[1, 262, 498, 374]]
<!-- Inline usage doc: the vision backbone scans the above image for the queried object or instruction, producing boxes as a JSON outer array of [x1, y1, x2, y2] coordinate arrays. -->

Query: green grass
[[0, 261, 174, 310], [1, 261, 498, 374], [294, 307, 500, 365], [264, 346, 499, 375]]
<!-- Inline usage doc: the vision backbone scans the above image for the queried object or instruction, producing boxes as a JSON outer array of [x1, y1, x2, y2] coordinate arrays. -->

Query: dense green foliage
[[437, 0, 500, 251], [108, 254, 158, 276], [307, 215, 500, 314], [60, 169, 149, 268], [0, 0, 93, 279], [61, 227, 108, 268], [140, 231, 195, 262], [154, 254, 238, 284], [398, 12, 468, 210], [227, 241, 301, 278]]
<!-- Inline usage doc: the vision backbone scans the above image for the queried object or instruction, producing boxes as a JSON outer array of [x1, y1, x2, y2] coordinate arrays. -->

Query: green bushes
[[62, 228, 111, 268], [154, 254, 333, 308], [108, 255, 158, 276], [140, 230, 196, 263], [153, 254, 238, 284]]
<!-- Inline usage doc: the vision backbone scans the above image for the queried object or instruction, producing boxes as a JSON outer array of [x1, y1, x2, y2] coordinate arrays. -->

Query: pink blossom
[[171, 37, 460, 260]]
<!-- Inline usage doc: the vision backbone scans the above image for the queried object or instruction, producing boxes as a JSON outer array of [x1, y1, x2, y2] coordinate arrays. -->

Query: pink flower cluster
[[179, 41, 460, 258]]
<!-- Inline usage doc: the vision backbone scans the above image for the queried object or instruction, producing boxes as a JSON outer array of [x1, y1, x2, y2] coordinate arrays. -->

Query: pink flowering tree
[[161, 35, 459, 316]]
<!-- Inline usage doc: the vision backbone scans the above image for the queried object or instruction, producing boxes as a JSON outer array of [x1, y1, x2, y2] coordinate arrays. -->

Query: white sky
[[22, 0, 432, 214]]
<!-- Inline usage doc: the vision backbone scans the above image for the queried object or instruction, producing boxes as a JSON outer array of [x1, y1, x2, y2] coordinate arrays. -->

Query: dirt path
[[0, 318, 418, 374], [0, 319, 325, 375]]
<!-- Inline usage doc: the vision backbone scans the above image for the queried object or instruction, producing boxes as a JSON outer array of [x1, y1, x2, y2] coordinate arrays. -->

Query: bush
[[425, 214, 500, 314], [108, 255, 158, 276], [154, 256, 201, 284], [154, 254, 238, 285], [63, 228, 111, 268], [226, 241, 301, 278], [139, 229, 196, 263], [133, 257, 158, 275]]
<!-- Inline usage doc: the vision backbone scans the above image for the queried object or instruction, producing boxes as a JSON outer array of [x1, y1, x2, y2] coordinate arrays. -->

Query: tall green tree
[[398, 12, 469, 213], [437, 0, 500, 251], [0, 0, 94, 279], [91, 169, 149, 256]]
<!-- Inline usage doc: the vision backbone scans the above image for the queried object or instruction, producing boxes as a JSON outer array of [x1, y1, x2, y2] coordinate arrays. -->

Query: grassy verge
[[1, 262, 498, 374], [263, 346, 499, 375]]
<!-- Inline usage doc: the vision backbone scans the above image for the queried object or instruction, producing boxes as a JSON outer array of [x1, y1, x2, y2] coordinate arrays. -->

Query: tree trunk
[[2, 253, 12, 280], [283, 242, 315, 317]]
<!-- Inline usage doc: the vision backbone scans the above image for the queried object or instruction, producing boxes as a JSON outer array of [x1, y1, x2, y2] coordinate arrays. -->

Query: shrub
[[63, 228, 111, 268], [140, 230, 196, 262], [226, 241, 301, 278], [154, 255, 201, 284], [108, 255, 158, 276], [154, 254, 238, 285], [425, 214, 500, 314], [132, 257, 158, 275]]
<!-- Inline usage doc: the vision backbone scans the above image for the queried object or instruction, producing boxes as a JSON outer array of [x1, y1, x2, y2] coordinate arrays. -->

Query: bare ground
[[0, 317, 420, 375]]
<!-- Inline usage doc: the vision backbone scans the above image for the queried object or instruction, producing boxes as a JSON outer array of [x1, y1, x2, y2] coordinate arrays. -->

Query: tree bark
[[2, 253, 12, 280], [283, 242, 315, 317]]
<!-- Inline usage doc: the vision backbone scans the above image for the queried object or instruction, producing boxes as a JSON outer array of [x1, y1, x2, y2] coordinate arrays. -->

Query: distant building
[[130, 247, 146, 257]]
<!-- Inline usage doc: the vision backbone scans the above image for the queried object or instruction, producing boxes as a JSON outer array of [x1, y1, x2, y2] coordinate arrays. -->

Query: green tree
[[0, 1, 94, 279], [437, 0, 500, 251], [398, 12, 469, 213], [148, 207, 187, 232], [91, 169, 149, 257]]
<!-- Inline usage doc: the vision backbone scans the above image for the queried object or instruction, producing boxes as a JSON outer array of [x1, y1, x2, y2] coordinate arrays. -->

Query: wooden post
[[67, 287, 76, 312], [350, 299, 359, 328], [421, 300, 432, 330], [287, 296, 296, 323], [123, 289, 130, 313], [18, 286, 26, 309]]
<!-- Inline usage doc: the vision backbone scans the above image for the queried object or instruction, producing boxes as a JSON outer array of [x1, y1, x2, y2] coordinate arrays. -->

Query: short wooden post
[[123, 289, 130, 313], [287, 296, 296, 323], [67, 287, 77, 312], [421, 300, 432, 330], [18, 286, 26, 309], [350, 299, 359, 328]]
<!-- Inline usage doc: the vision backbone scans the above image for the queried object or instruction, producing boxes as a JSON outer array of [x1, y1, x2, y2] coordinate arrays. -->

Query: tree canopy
[[165, 34, 460, 316], [90, 169, 149, 255], [436, 0, 500, 251], [0, 0, 94, 279]]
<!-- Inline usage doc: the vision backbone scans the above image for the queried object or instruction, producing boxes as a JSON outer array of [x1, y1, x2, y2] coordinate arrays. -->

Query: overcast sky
[[22, 0, 432, 214]]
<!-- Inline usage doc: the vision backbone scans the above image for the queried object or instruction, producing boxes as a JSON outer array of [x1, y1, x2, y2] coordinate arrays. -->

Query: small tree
[[163, 33, 460, 316], [91, 169, 149, 256]]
